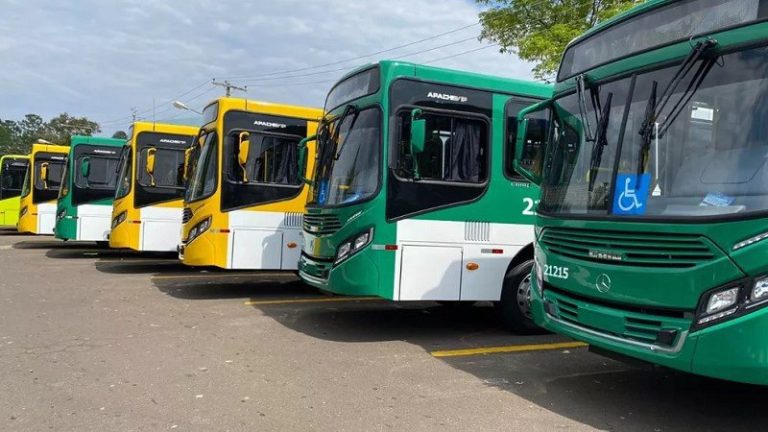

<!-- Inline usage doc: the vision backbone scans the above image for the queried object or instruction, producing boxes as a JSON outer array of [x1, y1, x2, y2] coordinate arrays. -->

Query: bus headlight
[[335, 228, 373, 265], [111, 211, 127, 229], [697, 286, 740, 325], [750, 277, 768, 303], [534, 260, 544, 296], [186, 217, 211, 244], [20, 206, 28, 217]]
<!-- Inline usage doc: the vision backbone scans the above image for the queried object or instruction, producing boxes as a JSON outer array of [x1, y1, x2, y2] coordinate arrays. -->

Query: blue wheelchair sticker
[[612, 173, 651, 215]]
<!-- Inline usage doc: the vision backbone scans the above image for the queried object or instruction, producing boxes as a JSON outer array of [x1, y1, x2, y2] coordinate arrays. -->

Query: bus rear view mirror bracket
[[298, 134, 315, 186], [409, 108, 426, 179], [514, 100, 552, 185], [80, 157, 91, 179], [40, 162, 49, 189], [237, 131, 250, 183], [145, 148, 157, 186]]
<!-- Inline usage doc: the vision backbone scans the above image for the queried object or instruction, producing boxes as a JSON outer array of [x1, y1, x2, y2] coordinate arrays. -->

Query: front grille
[[182, 207, 193, 224], [303, 213, 342, 235], [547, 288, 690, 347], [540, 227, 715, 268]]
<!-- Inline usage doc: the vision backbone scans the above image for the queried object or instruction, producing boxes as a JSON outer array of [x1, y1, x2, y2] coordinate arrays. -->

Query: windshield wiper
[[588, 92, 613, 192], [332, 104, 359, 160], [575, 75, 595, 142], [635, 39, 719, 175]]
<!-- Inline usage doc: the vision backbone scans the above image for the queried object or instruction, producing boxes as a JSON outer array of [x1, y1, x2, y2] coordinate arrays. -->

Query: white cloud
[[0, 0, 535, 134]]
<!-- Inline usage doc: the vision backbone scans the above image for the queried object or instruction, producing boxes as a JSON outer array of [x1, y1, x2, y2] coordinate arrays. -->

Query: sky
[[0, 0, 535, 135]]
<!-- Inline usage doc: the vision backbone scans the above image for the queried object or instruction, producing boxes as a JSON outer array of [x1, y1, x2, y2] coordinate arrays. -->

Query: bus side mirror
[[238, 131, 250, 183], [298, 134, 316, 186], [145, 148, 157, 186], [40, 162, 49, 189], [80, 157, 91, 178], [513, 100, 552, 185]]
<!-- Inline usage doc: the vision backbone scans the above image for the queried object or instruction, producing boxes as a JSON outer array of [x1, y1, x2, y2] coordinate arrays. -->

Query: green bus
[[55, 136, 124, 242], [298, 60, 551, 332], [513, 0, 768, 383], [0, 155, 29, 227]]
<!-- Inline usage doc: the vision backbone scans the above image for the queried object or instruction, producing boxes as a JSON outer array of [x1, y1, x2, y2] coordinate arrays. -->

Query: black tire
[[496, 260, 547, 335]]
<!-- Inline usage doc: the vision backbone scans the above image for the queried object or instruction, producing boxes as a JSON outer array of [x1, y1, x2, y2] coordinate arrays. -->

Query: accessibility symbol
[[612, 173, 650, 215]]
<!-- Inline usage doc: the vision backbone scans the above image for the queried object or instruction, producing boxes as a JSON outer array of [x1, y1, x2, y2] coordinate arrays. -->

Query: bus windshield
[[1, 158, 28, 200], [114, 147, 132, 199], [308, 107, 381, 207], [540, 44, 768, 219]]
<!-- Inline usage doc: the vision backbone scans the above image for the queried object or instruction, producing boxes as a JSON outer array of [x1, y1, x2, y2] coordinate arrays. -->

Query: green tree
[[0, 113, 101, 155], [477, 0, 639, 80], [112, 130, 128, 139]]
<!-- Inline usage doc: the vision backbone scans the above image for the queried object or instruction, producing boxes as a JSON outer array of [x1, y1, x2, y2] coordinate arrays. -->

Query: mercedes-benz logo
[[596, 273, 612, 293]]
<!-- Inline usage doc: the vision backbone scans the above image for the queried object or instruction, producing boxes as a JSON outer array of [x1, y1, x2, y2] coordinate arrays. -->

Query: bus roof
[[338, 60, 552, 99], [69, 135, 125, 148], [30, 141, 69, 154], [130, 121, 200, 137], [202, 97, 323, 121]]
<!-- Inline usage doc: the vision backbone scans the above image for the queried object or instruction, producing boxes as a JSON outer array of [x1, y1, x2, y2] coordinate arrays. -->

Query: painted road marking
[[431, 341, 587, 358], [244, 296, 379, 306], [152, 272, 293, 280]]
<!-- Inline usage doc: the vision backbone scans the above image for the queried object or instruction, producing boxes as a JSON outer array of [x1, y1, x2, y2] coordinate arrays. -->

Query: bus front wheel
[[496, 260, 546, 335]]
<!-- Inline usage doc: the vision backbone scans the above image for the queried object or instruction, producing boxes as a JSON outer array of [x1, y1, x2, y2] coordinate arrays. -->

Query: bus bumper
[[298, 248, 380, 296], [532, 277, 768, 385], [180, 232, 224, 268]]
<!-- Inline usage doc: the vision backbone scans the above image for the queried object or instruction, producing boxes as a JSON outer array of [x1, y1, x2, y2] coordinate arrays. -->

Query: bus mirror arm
[[409, 109, 426, 180], [513, 100, 551, 185], [298, 134, 316, 186], [145, 148, 156, 187], [40, 162, 49, 190], [238, 131, 250, 183], [80, 157, 91, 179]]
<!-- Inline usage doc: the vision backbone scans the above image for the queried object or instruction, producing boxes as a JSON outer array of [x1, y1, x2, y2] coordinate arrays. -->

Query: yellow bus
[[109, 121, 198, 252], [179, 97, 322, 269], [17, 142, 69, 235], [0, 154, 29, 227]]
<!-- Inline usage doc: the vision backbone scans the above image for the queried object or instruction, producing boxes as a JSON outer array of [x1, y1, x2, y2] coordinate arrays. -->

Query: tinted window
[[233, 132, 301, 186], [186, 132, 218, 202], [114, 147, 132, 199], [506, 98, 548, 180], [138, 147, 185, 188], [325, 67, 380, 111], [559, 0, 768, 80], [32, 153, 66, 204], [0, 158, 29, 200], [134, 132, 195, 207], [395, 111, 488, 184]]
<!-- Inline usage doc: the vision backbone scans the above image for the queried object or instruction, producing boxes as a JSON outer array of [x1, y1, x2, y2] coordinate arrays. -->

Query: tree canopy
[[112, 130, 128, 139], [0, 113, 100, 155], [477, 0, 639, 80]]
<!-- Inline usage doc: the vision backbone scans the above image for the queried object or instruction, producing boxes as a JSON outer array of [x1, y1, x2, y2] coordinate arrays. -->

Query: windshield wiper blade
[[588, 92, 613, 192], [637, 81, 658, 175], [333, 104, 359, 160], [653, 39, 718, 137], [575, 75, 595, 142]]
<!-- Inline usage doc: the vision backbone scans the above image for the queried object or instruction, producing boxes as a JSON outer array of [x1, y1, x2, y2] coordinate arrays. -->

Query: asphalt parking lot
[[2, 229, 768, 431]]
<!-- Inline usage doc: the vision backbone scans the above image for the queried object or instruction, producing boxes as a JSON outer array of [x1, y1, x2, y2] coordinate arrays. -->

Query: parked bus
[[17, 142, 69, 235], [513, 0, 768, 383], [179, 97, 322, 269], [298, 61, 552, 332], [109, 121, 198, 252], [0, 154, 29, 226], [54, 136, 125, 243]]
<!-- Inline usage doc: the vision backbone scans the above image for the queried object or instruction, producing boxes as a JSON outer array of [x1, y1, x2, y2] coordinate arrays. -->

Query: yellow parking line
[[431, 341, 587, 358], [152, 272, 292, 280], [244, 296, 379, 306]]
